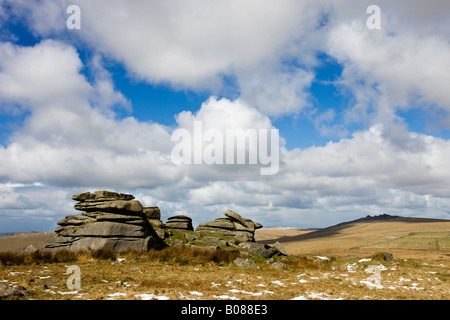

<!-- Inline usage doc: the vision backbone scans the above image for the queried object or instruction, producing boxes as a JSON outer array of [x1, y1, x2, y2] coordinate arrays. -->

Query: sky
[[1, 0, 450, 233]]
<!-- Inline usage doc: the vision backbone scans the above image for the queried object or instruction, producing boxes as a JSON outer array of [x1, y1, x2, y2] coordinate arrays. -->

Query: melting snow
[[213, 295, 239, 300], [57, 290, 79, 295], [136, 294, 170, 300], [228, 289, 274, 296], [291, 295, 308, 300], [107, 292, 127, 299]]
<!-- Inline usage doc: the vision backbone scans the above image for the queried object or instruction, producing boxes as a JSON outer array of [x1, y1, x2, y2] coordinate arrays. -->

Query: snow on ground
[[135, 293, 170, 300]]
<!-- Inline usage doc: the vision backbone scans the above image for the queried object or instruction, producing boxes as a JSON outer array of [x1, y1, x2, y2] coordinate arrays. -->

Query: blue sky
[[1, 0, 450, 233]]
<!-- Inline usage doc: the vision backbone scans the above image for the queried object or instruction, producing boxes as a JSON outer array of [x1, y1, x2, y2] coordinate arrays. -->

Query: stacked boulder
[[143, 207, 167, 240], [165, 215, 194, 232], [45, 191, 165, 252], [195, 210, 262, 242]]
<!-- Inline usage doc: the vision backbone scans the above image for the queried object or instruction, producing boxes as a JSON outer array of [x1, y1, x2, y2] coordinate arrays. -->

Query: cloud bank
[[1, 0, 450, 232]]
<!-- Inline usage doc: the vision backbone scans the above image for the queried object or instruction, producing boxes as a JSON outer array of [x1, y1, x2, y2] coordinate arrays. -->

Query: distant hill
[[256, 214, 450, 260], [296, 214, 450, 240], [0, 231, 55, 252]]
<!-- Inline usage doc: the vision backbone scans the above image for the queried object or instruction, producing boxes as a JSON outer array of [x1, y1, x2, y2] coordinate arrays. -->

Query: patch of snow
[[298, 279, 309, 283], [399, 277, 411, 282], [107, 292, 127, 299], [228, 289, 274, 296], [291, 295, 308, 300], [136, 293, 170, 300], [360, 280, 383, 290], [57, 290, 79, 295], [346, 263, 358, 273], [213, 295, 239, 300]]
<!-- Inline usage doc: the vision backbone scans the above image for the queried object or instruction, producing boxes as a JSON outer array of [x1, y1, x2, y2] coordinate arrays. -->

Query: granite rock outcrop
[[165, 215, 194, 232], [195, 210, 263, 242], [45, 191, 165, 252]]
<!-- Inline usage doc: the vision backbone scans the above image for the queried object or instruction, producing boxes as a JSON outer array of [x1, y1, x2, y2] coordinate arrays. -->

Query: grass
[[1, 251, 449, 300], [145, 246, 241, 266], [0, 249, 78, 266], [267, 220, 450, 259], [1, 220, 450, 300], [0, 246, 241, 267]]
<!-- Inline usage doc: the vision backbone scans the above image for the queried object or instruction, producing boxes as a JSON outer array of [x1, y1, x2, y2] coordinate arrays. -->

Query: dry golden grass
[[1, 249, 449, 300], [1, 219, 450, 300], [0, 232, 55, 252], [257, 220, 450, 261]]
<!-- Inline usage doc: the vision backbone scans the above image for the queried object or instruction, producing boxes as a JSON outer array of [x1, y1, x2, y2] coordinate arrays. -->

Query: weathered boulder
[[165, 215, 193, 232], [234, 257, 257, 269], [202, 236, 228, 246], [372, 252, 394, 261], [143, 207, 161, 220], [273, 241, 289, 256], [270, 261, 288, 269], [45, 191, 166, 252], [239, 242, 278, 258], [195, 210, 262, 242]]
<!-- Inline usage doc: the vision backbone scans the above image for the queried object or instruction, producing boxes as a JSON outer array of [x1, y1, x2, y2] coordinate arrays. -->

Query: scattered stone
[[25, 245, 37, 253], [273, 241, 288, 256], [270, 261, 288, 269], [188, 244, 219, 252], [0, 283, 32, 299], [202, 236, 227, 246], [239, 242, 278, 259], [234, 257, 257, 269], [372, 252, 394, 261], [169, 238, 185, 247], [184, 233, 197, 242]]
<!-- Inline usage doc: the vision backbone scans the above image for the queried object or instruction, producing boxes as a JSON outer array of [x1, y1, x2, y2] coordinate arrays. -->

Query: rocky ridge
[[45, 190, 286, 259]]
